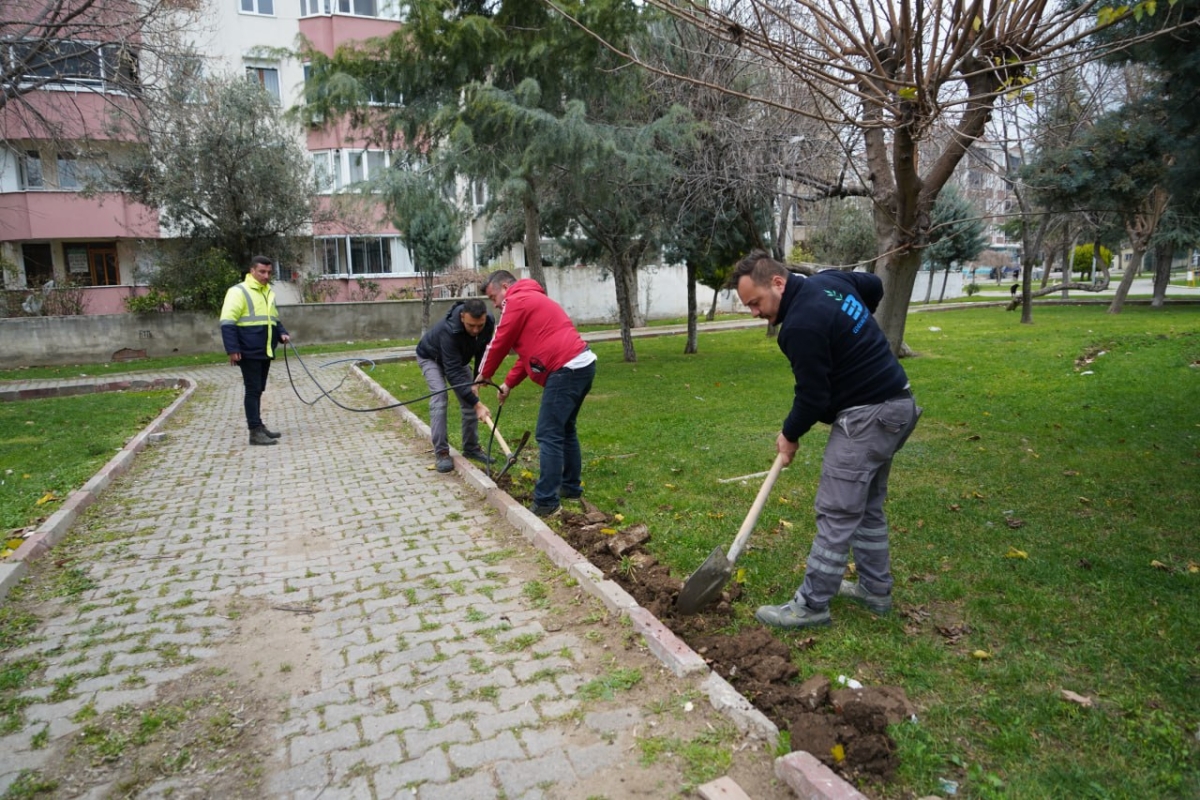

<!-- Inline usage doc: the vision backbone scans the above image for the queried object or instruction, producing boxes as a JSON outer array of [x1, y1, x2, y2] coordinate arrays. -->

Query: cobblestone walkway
[[0, 360, 793, 800]]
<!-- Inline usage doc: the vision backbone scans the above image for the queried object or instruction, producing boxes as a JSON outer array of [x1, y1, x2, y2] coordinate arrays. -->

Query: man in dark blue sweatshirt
[[731, 251, 921, 629], [415, 298, 495, 473]]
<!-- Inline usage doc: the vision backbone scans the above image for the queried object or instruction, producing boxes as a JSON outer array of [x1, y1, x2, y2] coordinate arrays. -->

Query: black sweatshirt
[[415, 303, 496, 407], [775, 271, 909, 442]]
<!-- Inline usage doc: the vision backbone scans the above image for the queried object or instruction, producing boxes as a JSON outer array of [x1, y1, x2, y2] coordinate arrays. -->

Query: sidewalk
[[0, 335, 853, 799]]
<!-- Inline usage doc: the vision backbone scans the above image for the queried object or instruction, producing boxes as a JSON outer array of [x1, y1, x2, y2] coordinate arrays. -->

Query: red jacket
[[478, 279, 588, 388]]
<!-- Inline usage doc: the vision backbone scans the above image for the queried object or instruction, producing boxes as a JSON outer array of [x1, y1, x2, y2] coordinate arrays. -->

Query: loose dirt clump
[[545, 498, 915, 787]]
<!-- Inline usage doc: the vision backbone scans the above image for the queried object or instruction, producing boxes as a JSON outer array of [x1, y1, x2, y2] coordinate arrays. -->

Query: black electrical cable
[[281, 341, 509, 468]]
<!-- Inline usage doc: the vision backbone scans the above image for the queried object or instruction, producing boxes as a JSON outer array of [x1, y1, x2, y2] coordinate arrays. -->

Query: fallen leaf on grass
[[1078, 496, 1092, 505], [948, 504, 961, 512], [971, 649, 992, 660], [1004, 547, 1028, 559], [1005, 517, 1026, 529], [966, 434, 981, 441], [35, 492, 57, 505], [1150, 560, 1172, 572], [600, 528, 617, 536], [778, 519, 794, 530], [5, 539, 24, 551], [1060, 690, 1094, 708], [831, 744, 845, 763], [1062, 470, 1080, 477], [1189, 562, 1199, 574], [936, 624, 970, 644]]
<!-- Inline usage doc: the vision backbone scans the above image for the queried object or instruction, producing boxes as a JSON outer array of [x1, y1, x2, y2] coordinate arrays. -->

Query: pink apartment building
[[2, 0, 507, 315]]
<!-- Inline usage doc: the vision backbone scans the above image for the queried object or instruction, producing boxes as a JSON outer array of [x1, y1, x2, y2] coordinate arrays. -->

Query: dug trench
[[501, 478, 917, 793]]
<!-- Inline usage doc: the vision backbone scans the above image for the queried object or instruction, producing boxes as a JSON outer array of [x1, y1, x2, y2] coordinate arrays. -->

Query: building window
[[317, 236, 411, 274], [245, 66, 280, 103], [349, 237, 391, 274], [57, 155, 79, 189], [10, 40, 138, 91], [22, 244, 54, 288], [301, 0, 329, 15], [240, 0, 275, 15], [64, 243, 120, 287], [312, 152, 335, 192], [20, 151, 43, 190]]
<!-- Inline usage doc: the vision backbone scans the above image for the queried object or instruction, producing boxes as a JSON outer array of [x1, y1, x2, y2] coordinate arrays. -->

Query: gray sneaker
[[435, 453, 454, 473], [838, 580, 892, 616], [754, 598, 831, 629], [249, 427, 277, 446]]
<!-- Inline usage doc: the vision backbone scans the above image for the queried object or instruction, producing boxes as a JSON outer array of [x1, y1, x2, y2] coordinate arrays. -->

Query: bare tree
[[549, 0, 1196, 353]]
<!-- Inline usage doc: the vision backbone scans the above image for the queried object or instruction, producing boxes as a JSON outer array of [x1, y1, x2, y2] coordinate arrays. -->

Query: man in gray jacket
[[415, 298, 496, 472]]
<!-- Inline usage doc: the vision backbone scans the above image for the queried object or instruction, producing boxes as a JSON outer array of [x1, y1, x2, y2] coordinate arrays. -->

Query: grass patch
[[371, 304, 1200, 798], [577, 666, 643, 701], [0, 390, 178, 531]]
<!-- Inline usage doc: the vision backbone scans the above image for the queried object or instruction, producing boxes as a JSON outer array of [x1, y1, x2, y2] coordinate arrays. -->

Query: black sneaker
[[530, 502, 561, 518], [560, 488, 583, 499], [462, 447, 494, 466], [261, 425, 282, 439], [435, 453, 454, 473]]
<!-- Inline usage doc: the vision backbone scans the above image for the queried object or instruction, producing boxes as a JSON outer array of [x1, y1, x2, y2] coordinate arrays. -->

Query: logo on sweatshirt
[[824, 290, 868, 334]]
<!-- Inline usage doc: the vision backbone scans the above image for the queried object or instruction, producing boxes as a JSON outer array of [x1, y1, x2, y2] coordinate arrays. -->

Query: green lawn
[[375, 304, 1200, 799], [0, 391, 179, 539]]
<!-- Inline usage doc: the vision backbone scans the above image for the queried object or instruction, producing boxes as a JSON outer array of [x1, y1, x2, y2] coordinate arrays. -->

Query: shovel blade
[[676, 546, 732, 615]]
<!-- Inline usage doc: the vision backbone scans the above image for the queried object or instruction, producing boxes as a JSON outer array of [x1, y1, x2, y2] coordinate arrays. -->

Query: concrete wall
[[1, 264, 963, 368], [0, 299, 460, 369]]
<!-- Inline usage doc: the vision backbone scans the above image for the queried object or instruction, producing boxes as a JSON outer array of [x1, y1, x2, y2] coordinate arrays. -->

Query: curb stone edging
[[0, 378, 195, 602], [355, 364, 871, 800]]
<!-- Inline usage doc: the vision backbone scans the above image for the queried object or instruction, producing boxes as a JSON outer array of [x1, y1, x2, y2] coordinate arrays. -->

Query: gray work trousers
[[797, 390, 921, 609], [416, 355, 480, 457]]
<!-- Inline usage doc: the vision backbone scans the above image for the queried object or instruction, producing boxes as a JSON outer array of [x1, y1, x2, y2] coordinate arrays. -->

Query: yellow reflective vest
[[219, 276, 287, 359]]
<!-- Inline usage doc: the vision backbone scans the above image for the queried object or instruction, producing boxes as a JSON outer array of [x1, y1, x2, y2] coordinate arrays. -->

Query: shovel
[[676, 453, 786, 614]]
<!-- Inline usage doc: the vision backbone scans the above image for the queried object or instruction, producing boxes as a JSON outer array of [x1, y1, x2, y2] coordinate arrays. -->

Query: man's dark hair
[[460, 298, 487, 318], [250, 255, 272, 268], [482, 270, 516, 293], [728, 250, 788, 289]]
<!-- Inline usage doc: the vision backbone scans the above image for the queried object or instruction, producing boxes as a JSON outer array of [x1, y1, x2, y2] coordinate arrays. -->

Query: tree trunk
[[924, 266, 935, 304], [523, 193, 546, 289], [707, 290, 718, 321], [1108, 247, 1143, 314], [1151, 242, 1173, 308], [684, 260, 698, 355], [611, 257, 639, 362], [875, 249, 922, 356]]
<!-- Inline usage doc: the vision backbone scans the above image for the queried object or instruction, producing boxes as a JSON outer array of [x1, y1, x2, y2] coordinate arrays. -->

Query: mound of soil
[[538, 495, 915, 786]]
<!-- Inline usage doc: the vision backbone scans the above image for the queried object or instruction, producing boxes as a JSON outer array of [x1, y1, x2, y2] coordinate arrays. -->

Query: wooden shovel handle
[[725, 453, 786, 563], [481, 415, 512, 457]]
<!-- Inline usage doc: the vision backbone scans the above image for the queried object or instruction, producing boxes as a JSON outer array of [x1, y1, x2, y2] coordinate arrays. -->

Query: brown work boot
[[249, 427, 277, 446]]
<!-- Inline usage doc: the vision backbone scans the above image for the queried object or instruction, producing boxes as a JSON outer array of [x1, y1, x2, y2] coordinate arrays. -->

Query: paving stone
[[414, 770, 498, 800], [288, 723, 361, 763], [374, 747, 452, 787], [472, 703, 541, 739], [404, 719, 475, 758], [329, 737, 403, 774], [448, 729, 525, 770], [495, 750, 577, 798]]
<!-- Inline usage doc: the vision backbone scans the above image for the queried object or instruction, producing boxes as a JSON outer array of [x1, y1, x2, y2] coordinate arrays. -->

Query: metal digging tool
[[676, 453, 786, 614], [482, 416, 530, 481]]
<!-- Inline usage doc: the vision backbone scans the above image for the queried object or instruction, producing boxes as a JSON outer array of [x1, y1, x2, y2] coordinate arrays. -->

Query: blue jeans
[[237, 358, 271, 431], [534, 361, 595, 507]]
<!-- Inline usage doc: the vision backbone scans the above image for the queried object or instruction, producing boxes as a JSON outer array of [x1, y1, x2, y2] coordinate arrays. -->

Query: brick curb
[[0, 378, 195, 602]]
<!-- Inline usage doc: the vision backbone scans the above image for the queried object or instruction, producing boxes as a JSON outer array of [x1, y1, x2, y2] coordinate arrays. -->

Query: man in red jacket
[[477, 270, 597, 517]]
